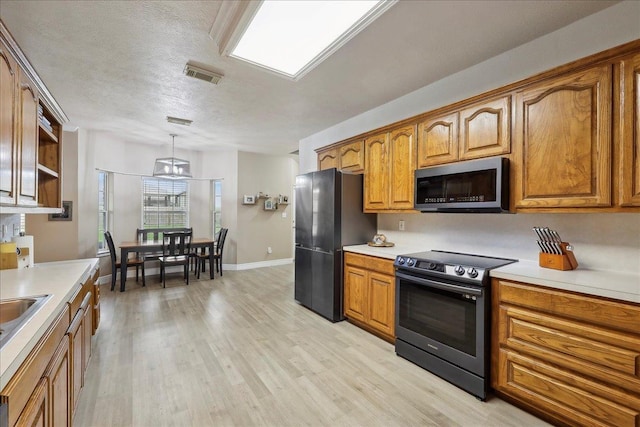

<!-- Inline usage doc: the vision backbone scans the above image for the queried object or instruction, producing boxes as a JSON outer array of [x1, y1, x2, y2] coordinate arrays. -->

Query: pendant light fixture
[[152, 134, 192, 179]]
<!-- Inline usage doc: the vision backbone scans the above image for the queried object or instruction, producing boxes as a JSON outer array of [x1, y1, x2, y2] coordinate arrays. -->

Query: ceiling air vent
[[184, 63, 224, 84]]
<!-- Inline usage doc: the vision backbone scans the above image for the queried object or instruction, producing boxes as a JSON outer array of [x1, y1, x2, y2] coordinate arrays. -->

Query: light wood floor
[[74, 264, 549, 427]]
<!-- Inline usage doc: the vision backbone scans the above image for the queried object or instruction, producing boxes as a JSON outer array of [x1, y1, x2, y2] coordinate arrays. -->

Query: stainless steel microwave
[[414, 157, 509, 213]]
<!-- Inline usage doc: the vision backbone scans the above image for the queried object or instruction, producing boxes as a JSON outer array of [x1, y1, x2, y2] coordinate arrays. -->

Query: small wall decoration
[[264, 199, 276, 210], [49, 201, 73, 221], [243, 195, 255, 204], [278, 195, 289, 204]]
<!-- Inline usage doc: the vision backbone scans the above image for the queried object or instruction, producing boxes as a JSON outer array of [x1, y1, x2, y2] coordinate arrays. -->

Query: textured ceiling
[[0, 0, 618, 154]]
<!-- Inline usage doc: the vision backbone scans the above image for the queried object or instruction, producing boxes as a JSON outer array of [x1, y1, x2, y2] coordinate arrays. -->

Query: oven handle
[[395, 271, 483, 296]]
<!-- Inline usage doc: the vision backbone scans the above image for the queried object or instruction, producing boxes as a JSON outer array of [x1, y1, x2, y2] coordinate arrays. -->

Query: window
[[142, 178, 189, 228], [230, 0, 394, 79], [97, 171, 111, 253], [212, 180, 222, 235]]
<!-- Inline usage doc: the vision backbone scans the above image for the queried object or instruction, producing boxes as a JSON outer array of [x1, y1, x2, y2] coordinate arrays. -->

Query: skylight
[[230, 0, 396, 80]]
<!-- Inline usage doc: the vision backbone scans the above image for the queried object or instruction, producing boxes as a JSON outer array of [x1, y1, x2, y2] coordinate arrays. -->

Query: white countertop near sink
[[0, 258, 98, 390], [343, 245, 640, 304]]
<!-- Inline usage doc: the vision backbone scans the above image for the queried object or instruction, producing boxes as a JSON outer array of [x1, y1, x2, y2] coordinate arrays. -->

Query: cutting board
[[0, 242, 18, 270]]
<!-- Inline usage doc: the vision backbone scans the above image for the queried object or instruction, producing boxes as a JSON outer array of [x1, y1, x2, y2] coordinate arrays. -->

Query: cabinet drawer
[[495, 279, 640, 334], [498, 349, 640, 427], [500, 305, 640, 395], [344, 252, 395, 276]]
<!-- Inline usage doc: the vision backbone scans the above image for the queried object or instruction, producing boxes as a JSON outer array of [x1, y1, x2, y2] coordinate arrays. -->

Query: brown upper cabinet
[[388, 125, 416, 209], [0, 38, 17, 205], [459, 95, 511, 161], [0, 20, 66, 211], [363, 125, 416, 212], [317, 40, 640, 213], [618, 51, 640, 207], [317, 147, 338, 171], [338, 140, 364, 173], [513, 64, 612, 209], [364, 132, 389, 211], [317, 140, 365, 173], [417, 111, 458, 167], [417, 95, 511, 168], [18, 68, 39, 207]]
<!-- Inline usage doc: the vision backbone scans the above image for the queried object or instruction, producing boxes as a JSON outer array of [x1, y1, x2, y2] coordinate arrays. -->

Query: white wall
[[298, 1, 640, 275]]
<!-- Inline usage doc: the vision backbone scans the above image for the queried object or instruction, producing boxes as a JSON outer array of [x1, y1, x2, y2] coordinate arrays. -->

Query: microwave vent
[[184, 63, 224, 84]]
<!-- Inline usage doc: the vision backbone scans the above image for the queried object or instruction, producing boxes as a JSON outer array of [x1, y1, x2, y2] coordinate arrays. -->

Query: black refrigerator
[[294, 168, 377, 322]]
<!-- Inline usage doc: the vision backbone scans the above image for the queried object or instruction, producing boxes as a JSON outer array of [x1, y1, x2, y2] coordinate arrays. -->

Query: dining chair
[[192, 230, 220, 279], [213, 228, 228, 277], [158, 230, 192, 288], [105, 231, 145, 291]]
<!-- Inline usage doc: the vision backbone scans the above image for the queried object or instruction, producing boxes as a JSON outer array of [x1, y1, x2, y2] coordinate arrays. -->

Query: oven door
[[395, 271, 488, 376]]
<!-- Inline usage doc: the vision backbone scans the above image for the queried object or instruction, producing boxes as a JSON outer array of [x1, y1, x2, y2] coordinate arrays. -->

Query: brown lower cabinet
[[492, 278, 640, 427], [1, 268, 99, 427], [344, 252, 395, 342]]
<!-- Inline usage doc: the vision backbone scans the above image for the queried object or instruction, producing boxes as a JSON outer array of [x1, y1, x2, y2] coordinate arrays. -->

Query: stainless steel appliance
[[295, 169, 376, 322], [414, 157, 509, 212], [394, 250, 516, 400]]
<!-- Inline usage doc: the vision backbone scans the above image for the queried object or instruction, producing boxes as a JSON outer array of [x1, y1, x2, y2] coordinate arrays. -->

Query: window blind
[[142, 178, 189, 228]]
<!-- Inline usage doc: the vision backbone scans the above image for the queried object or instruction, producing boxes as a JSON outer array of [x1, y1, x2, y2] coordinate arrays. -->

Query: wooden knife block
[[0, 242, 18, 270], [539, 242, 578, 271]]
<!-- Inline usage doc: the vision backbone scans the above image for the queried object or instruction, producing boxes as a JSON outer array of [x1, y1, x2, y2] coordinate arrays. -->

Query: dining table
[[118, 237, 215, 292]]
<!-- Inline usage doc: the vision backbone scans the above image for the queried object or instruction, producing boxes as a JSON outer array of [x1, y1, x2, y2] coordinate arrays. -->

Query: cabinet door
[[417, 112, 458, 167], [15, 378, 48, 427], [92, 281, 101, 335], [17, 69, 38, 206], [459, 95, 511, 160], [367, 272, 395, 338], [81, 293, 92, 384], [389, 125, 416, 209], [45, 336, 70, 427], [68, 309, 83, 415], [619, 52, 640, 206], [339, 140, 364, 173], [514, 65, 612, 208], [0, 40, 17, 205], [364, 132, 389, 210], [317, 148, 338, 171], [344, 264, 367, 322]]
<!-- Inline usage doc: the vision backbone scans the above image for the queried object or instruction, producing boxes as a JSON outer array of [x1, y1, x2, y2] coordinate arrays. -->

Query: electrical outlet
[[399, 220, 405, 231], [281, 212, 287, 218], [267, 247, 273, 254]]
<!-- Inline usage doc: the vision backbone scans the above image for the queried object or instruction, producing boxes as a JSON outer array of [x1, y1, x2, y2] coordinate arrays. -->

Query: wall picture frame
[[264, 199, 275, 210], [49, 200, 72, 221], [243, 195, 255, 204]]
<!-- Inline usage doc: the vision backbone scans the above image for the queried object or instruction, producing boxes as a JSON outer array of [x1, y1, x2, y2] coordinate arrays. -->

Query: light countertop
[[491, 260, 640, 304], [343, 244, 640, 304], [0, 259, 98, 390]]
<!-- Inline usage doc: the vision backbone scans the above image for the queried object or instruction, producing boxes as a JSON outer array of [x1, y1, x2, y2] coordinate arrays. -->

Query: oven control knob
[[407, 258, 415, 267], [467, 267, 478, 278], [397, 257, 405, 265], [454, 265, 465, 276], [427, 262, 437, 270]]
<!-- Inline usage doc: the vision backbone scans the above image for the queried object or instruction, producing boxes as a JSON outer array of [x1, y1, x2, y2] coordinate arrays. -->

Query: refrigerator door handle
[[313, 247, 333, 255]]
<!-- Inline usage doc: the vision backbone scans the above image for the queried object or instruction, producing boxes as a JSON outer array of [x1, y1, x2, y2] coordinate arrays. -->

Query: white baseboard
[[98, 259, 293, 285], [224, 258, 293, 271]]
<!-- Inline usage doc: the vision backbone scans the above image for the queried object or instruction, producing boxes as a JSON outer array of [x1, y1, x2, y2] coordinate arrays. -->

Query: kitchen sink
[[0, 295, 50, 349]]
